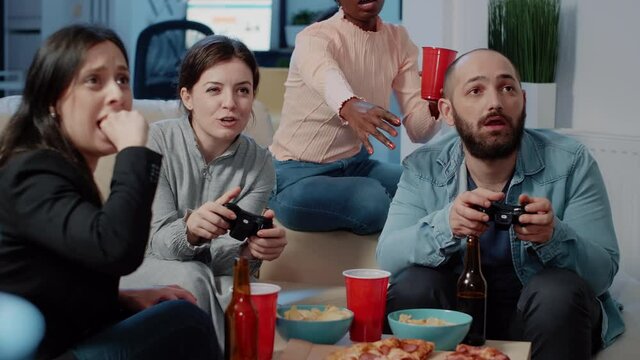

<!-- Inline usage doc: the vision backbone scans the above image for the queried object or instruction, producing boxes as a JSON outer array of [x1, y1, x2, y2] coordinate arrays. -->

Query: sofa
[[0, 93, 637, 358]]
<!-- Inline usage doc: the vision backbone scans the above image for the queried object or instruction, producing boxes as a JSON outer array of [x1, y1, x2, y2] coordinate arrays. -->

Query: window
[[186, 0, 277, 51]]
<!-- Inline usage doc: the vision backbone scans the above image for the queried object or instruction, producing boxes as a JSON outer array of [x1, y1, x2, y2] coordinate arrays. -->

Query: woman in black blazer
[[0, 24, 219, 360]]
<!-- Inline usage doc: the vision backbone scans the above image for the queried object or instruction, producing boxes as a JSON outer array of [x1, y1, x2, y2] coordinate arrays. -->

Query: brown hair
[[177, 34, 260, 118], [0, 24, 128, 176]]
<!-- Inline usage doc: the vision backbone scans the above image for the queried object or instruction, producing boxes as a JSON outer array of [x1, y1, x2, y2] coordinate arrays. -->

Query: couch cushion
[[259, 220, 379, 286], [130, 99, 183, 123], [594, 271, 640, 358], [256, 67, 288, 128], [0, 95, 22, 133], [0, 95, 274, 143]]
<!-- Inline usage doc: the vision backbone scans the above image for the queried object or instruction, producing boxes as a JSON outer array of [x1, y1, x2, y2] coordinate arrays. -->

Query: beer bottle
[[225, 257, 258, 360], [456, 235, 487, 346]]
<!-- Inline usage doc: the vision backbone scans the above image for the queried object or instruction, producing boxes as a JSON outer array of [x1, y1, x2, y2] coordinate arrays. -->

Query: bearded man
[[377, 49, 624, 360]]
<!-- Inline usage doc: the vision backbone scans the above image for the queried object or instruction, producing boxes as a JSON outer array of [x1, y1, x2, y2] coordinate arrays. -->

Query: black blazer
[[0, 147, 161, 359]]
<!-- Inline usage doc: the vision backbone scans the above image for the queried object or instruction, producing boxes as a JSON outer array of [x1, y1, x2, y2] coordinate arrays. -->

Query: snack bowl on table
[[276, 304, 353, 344], [387, 308, 472, 351]]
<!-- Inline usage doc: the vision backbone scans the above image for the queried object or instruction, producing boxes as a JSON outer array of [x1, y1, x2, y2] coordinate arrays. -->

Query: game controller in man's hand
[[474, 202, 528, 230], [223, 203, 273, 240]]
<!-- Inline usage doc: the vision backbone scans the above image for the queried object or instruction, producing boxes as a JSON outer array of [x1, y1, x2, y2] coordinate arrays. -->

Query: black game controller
[[474, 202, 527, 230], [223, 203, 273, 240]]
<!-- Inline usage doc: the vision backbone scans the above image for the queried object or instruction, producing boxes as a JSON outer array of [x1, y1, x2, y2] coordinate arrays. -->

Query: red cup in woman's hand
[[421, 47, 458, 101]]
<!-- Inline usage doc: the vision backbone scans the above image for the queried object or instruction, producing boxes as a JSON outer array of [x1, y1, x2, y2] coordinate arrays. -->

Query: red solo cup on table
[[250, 283, 281, 360], [343, 269, 391, 342], [421, 47, 458, 101]]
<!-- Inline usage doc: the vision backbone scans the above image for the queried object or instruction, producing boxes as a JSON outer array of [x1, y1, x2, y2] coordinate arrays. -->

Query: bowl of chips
[[387, 308, 472, 351], [276, 304, 353, 344]]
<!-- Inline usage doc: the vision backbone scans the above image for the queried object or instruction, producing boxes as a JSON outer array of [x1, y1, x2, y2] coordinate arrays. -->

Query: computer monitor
[[186, 0, 274, 51]]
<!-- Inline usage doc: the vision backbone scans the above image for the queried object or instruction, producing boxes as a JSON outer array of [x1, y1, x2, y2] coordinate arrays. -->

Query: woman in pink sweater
[[269, 0, 440, 234]]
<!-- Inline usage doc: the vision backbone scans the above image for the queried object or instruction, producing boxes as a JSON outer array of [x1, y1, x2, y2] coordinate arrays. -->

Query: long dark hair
[[0, 24, 128, 177], [178, 34, 260, 119]]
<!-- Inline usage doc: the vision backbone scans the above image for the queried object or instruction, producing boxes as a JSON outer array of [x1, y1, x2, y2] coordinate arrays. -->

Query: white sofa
[[0, 94, 636, 358]]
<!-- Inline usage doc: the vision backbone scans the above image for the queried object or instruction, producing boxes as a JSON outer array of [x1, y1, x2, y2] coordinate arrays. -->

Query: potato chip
[[398, 313, 453, 326], [283, 305, 351, 321]]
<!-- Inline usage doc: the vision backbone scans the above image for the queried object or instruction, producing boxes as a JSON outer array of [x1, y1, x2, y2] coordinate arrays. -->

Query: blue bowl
[[276, 304, 353, 344], [387, 308, 472, 351]]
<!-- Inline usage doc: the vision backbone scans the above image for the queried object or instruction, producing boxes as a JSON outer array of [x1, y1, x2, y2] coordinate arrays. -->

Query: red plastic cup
[[343, 269, 391, 342], [250, 283, 281, 360], [421, 47, 458, 101]]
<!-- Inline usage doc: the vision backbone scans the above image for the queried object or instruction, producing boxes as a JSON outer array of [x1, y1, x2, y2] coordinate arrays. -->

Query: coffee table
[[272, 282, 531, 359], [275, 336, 531, 360]]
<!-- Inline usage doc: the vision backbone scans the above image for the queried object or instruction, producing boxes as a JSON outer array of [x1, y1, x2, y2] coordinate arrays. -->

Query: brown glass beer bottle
[[456, 235, 487, 346], [225, 257, 258, 360]]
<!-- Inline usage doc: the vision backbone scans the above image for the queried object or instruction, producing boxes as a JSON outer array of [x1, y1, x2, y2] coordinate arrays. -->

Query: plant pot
[[285, 25, 306, 48], [522, 82, 556, 129]]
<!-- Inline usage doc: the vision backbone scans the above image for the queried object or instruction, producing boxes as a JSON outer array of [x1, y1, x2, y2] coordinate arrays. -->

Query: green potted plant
[[285, 9, 319, 48], [488, 0, 560, 128]]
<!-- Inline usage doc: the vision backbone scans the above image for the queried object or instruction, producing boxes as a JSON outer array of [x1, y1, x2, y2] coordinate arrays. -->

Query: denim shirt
[[377, 129, 625, 347]]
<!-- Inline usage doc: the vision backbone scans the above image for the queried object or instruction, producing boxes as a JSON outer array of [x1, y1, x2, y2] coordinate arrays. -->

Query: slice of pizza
[[326, 337, 435, 360], [444, 343, 510, 360], [326, 342, 382, 360]]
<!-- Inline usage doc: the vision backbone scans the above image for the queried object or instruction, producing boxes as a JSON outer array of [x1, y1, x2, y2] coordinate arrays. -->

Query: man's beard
[[452, 107, 526, 160]]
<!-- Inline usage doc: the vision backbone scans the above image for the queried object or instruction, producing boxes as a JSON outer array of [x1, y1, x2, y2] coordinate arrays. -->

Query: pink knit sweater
[[270, 8, 440, 163]]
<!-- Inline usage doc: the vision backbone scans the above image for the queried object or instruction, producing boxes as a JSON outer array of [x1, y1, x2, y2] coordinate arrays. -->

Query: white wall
[[111, 0, 186, 80], [400, 0, 489, 158], [556, 0, 640, 135], [40, 0, 186, 82], [402, 0, 640, 143], [4, 0, 41, 80], [401, 0, 488, 77], [41, 0, 95, 40]]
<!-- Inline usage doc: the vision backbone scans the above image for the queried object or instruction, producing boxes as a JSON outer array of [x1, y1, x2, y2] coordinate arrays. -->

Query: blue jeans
[[269, 148, 401, 234], [68, 300, 220, 360]]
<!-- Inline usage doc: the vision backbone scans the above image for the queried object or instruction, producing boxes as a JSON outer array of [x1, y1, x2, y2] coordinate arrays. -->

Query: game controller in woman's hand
[[223, 203, 273, 240]]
